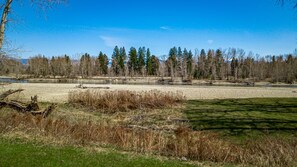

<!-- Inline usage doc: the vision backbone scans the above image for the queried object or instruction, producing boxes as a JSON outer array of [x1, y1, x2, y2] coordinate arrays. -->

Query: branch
[[0, 89, 24, 100]]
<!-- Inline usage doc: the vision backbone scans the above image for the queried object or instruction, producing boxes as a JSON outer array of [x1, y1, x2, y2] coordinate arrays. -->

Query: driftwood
[[244, 81, 255, 87], [75, 84, 110, 90], [0, 89, 24, 100], [0, 89, 55, 118]]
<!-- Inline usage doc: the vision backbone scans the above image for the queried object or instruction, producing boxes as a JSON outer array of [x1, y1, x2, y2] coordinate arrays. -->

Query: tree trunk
[[0, 0, 13, 50]]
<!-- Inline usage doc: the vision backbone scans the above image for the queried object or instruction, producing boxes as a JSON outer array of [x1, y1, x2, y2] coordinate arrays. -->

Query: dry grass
[[0, 112, 296, 167], [68, 90, 186, 112]]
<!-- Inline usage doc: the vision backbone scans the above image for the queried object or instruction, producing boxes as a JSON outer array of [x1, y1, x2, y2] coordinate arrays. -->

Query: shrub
[[68, 90, 186, 112]]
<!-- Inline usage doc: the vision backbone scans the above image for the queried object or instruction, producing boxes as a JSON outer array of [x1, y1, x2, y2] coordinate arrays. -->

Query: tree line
[[1, 46, 297, 83]]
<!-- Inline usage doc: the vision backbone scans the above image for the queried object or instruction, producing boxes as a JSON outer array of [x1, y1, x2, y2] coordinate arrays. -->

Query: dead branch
[[31, 104, 56, 118], [0, 89, 55, 118], [0, 89, 24, 100]]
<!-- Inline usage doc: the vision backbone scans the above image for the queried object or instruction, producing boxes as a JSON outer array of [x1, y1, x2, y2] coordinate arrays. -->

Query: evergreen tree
[[206, 50, 214, 78], [177, 47, 183, 77], [146, 48, 153, 75], [182, 48, 189, 78], [168, 47, 177, 78], [119, 47, 126, 75], [137, 47, 146, 75], [64, 54, 72, 77], [187, 50, 193, 79], [111, 46, 120, 76], [231, 56, 239, 80], [151, 55, 159, 76], [97, 51, 108, 75], [198, 49, 206, 79], [215, 49, 223, 80], [128, 47, 138, 76]]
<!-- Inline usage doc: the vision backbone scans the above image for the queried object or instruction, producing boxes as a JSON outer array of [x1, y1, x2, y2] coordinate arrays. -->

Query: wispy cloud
[[207, 39, 214, 44], [160, 26, 171, 30], [100, 36, 125, 48]]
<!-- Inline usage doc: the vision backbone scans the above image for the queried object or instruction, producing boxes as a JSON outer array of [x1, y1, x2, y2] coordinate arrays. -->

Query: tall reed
[[69, 90, 186, 112]]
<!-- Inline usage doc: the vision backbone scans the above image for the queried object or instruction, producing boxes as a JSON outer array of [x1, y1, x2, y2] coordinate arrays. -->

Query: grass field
[[184, 98, 297, 140], [0, 138, 196, 167]]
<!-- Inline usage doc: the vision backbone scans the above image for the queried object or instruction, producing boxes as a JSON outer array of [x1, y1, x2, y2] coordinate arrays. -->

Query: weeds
[[0, 112, 296, 167], [68, 90, 186, 112]]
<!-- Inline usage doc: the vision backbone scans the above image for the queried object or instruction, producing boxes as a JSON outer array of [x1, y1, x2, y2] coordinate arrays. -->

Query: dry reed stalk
[[0, 113, 296, 166], [68, 90, 186, 112]]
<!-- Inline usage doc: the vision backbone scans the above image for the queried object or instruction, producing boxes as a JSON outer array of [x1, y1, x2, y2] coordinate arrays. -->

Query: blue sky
[[5, 0, 297, 59]]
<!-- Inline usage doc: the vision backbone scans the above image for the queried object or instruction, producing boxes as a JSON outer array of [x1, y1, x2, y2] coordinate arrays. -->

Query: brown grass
[[68, 90, 186, 112], [0, 113, 296, 167]]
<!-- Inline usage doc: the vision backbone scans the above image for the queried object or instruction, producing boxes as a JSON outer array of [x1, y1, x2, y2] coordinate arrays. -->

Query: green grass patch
[[184, 98, 297, 140], [0, 138, 195, 167]]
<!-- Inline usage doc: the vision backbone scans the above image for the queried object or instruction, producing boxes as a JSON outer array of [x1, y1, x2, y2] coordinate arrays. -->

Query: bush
[[68, 90, 186, 112]]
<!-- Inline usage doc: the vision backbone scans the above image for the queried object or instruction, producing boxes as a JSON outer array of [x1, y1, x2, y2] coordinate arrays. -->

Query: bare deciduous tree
[[0, 0, 66, 50]]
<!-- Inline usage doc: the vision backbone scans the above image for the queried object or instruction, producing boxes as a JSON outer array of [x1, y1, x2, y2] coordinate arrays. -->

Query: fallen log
[[0, 89, 55, 118], [75, 84, 110, 90]]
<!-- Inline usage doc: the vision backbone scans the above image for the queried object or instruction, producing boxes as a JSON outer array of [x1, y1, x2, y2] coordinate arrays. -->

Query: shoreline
[[1, 83, 296, 103], [1, 76, 297, 87]]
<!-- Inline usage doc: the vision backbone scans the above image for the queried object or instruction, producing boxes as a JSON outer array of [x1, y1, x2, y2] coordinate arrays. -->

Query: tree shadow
[[184, 99, 297, 136]]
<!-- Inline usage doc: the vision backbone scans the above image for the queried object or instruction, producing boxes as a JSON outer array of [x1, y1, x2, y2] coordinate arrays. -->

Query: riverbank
[[1, 76, 297, 87], [1, 83, 296, 103]]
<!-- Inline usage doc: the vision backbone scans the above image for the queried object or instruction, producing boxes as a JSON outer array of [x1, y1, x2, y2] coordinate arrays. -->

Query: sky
[[4, 0, 297, 59]]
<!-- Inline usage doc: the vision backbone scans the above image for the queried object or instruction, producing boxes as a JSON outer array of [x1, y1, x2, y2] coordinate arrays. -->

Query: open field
[[1, 83, 297, 103]]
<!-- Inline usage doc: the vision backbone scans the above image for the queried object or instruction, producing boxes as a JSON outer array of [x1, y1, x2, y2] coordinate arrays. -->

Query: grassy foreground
[[185, 98, 297, 139], [1, 96, 297, 166], [0, 138, 195, 167]]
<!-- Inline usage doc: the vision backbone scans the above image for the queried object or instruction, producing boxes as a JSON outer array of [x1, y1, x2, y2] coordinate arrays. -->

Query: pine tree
[[111, 46, 120, 76], [168, 47, 177, 79], [215, 49, 223, 80], [206, 50, 214, 79], [182, 48, 188, 79], [187, 50, 193, 79], [151, 55, 159, 76], [137, 47, 146, 75], [96, 52, 108, 75], [231, 56, 239, 80], [146, 48, 153, 75], [64, 54, 72, 77], [119, 47, 126, 75], [198, 49, 206, 79], [177, 47, 183, 77], [128, 47, 138, 76]]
